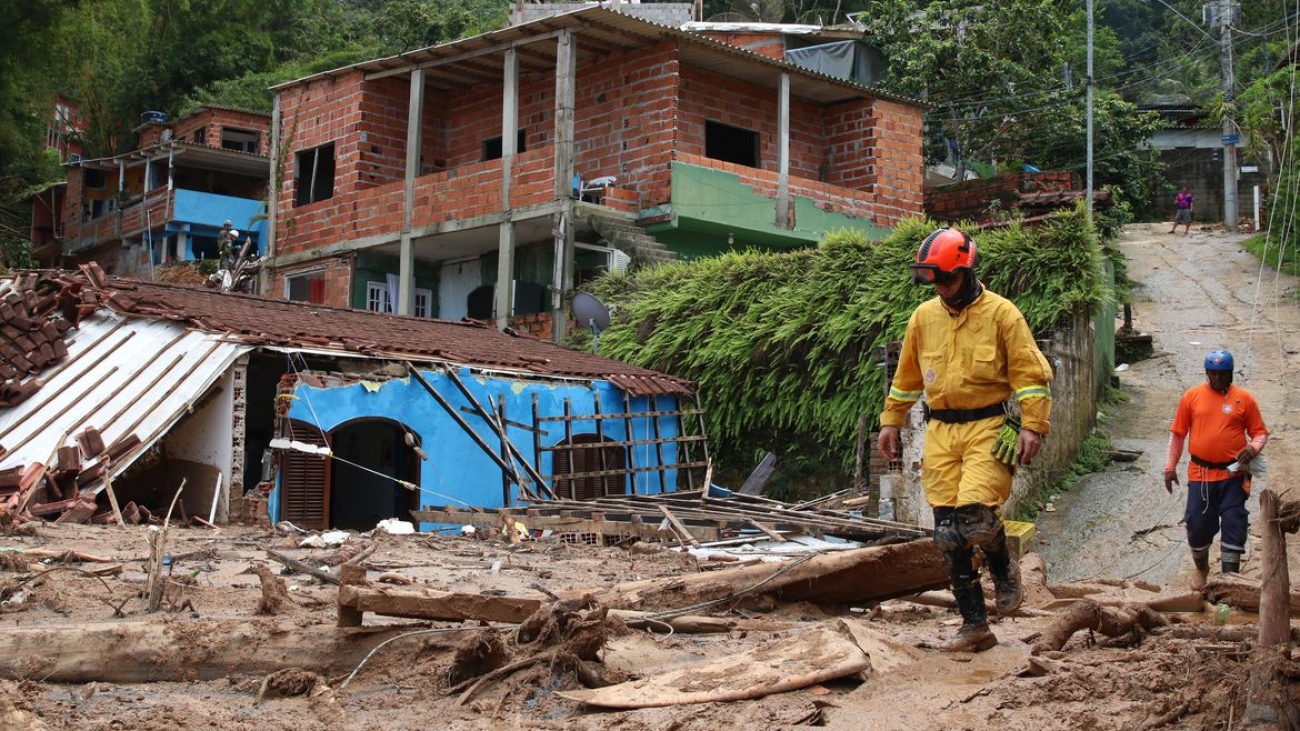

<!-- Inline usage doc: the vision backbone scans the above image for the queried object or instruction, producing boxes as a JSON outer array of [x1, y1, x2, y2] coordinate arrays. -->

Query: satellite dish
[[571, 292, 611, 354]]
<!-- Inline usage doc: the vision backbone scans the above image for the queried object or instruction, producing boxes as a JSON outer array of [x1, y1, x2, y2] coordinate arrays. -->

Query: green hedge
[[579, 203, 1112, 477]]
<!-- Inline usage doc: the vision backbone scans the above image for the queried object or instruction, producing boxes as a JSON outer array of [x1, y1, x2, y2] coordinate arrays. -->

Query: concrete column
[[399, 68, 426, 316], [496, 48, 519, 330], [551, 31, 576, 343], [775, 71, 791, 229]]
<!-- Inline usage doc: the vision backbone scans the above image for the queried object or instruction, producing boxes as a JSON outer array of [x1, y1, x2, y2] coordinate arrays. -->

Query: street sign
[[1221, 133, 1241, 146]]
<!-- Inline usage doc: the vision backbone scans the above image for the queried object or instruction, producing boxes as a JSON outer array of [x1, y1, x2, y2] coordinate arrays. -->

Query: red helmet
[[911, 227, 976, 285]]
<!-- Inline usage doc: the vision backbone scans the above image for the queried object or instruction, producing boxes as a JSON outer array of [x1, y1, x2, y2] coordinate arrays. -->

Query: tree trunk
[[1032, 599, 1168, 654], [1244, 489, 1297, 725], [0, 621, 420, 683]]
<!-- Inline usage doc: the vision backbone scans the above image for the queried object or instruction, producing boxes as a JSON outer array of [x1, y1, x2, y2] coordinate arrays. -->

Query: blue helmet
[[1204, 349, 1234, 372]]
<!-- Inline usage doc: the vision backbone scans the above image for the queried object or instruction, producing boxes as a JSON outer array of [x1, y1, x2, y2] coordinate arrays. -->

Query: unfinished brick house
[[56, 106, 272, 276], [268, 6, 926, 341]]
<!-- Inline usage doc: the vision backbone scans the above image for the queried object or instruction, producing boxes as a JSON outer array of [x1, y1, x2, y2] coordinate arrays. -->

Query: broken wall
[[272, 367, 689, 529]]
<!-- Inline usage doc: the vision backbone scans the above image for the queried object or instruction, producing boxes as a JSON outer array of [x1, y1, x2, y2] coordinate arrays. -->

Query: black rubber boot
[[982, 536, 1023, 614], [1192, 549, 1210, 590], [1222, 550, 1241, 575], [940, 545, 997, 653], [942, 580, 997, 653]]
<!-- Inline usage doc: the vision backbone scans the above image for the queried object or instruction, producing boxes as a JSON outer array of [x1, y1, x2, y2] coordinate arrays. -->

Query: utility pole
[[1085, 0, 1094, 228], [1218, 0, 1238, 232]]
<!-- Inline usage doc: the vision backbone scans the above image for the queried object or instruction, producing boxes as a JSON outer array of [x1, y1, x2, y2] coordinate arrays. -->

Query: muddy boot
[[1221, 550, 1241, 575], [984, 550, 1022, 614], [941, 579, 997, 653], [1191, 549, 1210, 590]]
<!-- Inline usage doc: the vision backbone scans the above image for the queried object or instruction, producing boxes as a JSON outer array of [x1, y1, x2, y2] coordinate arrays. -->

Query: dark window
[[553, 434, 627, 500], [193, 128, 206, 145], [84, 169, 107, 189], [221, 127, 260, 153], [295, 143, 336, 206], [705, 120, 760, 167], [482, 130, 527, 161], [287, 272, 326, 304], [467, 284, 494, 320]]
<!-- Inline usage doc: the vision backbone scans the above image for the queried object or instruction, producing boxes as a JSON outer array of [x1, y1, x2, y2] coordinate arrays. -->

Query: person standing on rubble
[[1163, 349, 1269, 589], [877, 226, 1054, 653]]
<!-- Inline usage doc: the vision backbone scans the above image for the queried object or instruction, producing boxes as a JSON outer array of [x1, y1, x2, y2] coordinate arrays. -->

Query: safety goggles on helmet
[[909, 264, 960, 286]]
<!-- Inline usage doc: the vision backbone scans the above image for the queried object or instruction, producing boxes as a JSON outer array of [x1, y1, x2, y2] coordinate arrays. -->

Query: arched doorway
[[328, 418, 421, 530]]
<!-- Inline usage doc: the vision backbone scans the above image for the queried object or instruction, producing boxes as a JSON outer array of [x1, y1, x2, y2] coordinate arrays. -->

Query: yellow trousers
[[921, 416, 1012, 508]]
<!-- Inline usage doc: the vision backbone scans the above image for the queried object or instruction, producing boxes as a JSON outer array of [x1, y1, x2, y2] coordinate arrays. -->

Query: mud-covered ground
[[4, 222, 1300, 731], [1036, 223, 1300, 587]]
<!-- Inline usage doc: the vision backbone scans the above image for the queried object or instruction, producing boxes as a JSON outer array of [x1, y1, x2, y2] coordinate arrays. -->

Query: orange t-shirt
[[1170, 383, 1269, 482]]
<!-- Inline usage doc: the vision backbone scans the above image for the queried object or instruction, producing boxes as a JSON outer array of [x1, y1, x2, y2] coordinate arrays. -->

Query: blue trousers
[[1184, 475, 1249, 554]]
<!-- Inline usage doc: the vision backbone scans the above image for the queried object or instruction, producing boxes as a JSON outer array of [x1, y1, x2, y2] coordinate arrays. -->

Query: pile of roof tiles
[[0, 425, 147, 525]]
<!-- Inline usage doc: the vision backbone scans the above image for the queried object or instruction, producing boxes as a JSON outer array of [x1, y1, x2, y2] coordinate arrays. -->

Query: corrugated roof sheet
[[0, 312, 249, 484]]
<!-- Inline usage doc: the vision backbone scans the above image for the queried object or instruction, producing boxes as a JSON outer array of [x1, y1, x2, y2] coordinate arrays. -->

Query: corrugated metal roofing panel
[[0, 310, 251, 482]]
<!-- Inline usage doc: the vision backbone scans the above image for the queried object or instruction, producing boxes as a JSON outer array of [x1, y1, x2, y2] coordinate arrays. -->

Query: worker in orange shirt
[[1163, 349, 1269, 589], [878, 227, 1054, 653]]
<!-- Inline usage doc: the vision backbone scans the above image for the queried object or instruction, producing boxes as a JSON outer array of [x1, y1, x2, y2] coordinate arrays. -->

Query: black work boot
[[1191, 549, 1210, 590], [941, 578, 997, 653], [1221, 550, 1241, 575], [978, 522, 1023, 615], [983, 548, 1023, 614]]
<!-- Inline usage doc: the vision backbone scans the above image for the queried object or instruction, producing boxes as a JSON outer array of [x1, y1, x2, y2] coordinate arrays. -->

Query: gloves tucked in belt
[[992, 416, 1021, 467]]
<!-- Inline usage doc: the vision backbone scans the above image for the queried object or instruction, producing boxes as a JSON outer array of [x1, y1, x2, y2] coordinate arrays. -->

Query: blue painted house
[[0, 267, 700, 531]]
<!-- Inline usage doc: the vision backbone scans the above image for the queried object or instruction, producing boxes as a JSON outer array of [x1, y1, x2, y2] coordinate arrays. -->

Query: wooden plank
[[738, 452, 777, 496], [747, 519, 787, 542], [658, 505, 700, 548], [339, 585, 545, 623]]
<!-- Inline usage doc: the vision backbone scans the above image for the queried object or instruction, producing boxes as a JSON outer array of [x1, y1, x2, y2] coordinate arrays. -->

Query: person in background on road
[[877, 227, 1054, 653], [1163, 349, 1269, 590], [1169, 186, 1194, 235]]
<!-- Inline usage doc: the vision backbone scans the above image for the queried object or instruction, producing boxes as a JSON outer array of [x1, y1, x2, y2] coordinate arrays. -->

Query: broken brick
[[77, 427, 106, 459]]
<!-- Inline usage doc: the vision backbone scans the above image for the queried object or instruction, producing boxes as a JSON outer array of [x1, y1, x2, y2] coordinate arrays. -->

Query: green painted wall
[[644, 162, 893, 260], [352, 252, 440, 311]]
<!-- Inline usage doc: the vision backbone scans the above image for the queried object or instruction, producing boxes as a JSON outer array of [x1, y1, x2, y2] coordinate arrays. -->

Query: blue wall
[[270, 367, 684, 530]]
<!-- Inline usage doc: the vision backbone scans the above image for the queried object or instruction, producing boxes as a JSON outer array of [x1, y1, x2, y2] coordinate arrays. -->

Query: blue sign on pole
[[1221, 133, 1241, 146]]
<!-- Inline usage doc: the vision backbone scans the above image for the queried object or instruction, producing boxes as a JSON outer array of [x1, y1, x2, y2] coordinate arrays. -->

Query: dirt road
[[1036, 222, 1300, 587]]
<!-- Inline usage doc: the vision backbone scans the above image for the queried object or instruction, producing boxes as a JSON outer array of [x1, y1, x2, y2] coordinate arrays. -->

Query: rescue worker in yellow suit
[[877, 227, 1054, 652]]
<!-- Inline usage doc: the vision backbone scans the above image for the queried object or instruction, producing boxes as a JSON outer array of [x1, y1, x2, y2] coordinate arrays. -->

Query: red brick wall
[[866, 99, 925, 226], [272, 256, 356, 309], [677, 65, 825, 183], [925, 171, 1076, 223]]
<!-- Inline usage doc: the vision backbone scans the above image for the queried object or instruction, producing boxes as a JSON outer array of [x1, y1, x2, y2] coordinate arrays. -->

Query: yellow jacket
[[880, 286, 1053, 434]]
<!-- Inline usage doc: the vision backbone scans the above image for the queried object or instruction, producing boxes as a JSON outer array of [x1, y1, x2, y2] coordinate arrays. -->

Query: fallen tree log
[[336, 540, 949, 627], [1032, 599, 1168, 654], [1204, 574, 1300, 614], [0, 620, 425, 683], [580, 539, 949, 610]]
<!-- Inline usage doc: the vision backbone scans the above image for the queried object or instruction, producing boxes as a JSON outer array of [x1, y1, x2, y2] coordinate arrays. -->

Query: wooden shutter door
[[279, 419, 331, 530]]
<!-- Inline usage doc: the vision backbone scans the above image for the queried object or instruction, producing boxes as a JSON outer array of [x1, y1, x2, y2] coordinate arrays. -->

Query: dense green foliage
[[863, 0, 1164, 215], [579, 204, 1111, 477]]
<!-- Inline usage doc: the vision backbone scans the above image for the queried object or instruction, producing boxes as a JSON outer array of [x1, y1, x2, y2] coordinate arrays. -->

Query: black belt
[[924, 402, 1005, 424], [1191, 455, 1234, 470]]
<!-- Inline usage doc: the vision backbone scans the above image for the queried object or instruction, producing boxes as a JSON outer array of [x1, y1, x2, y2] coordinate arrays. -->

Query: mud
[[1037, 222, 1300, 589]]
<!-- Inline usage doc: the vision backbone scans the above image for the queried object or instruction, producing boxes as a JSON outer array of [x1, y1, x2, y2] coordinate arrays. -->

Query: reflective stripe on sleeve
[[889, 386, 923, 402], [1015, 385, 1051, 401]]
